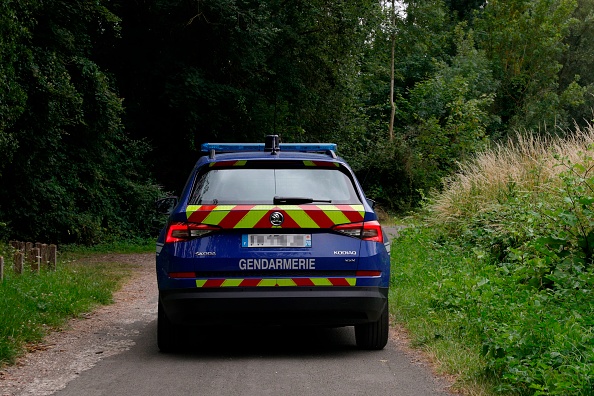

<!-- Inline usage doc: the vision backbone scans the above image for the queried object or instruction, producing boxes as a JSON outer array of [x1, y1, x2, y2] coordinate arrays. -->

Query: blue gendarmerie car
[[155, 135, 391, 351]]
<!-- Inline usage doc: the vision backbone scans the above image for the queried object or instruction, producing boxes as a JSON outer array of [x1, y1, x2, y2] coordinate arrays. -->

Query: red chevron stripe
[[329, 278, 351, 286], [239, 278, 262, 287], [337, 205, 365, 222], [303, 207, 334, 228], [276, 211, 302, 228], [187, 205, 217, 223], [203, 279, 225, 288], [292, 278, 315, 286], [218, 206, 254, 228]]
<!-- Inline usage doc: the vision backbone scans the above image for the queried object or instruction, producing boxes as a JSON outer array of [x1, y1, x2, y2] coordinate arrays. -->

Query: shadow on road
[[160, 322, 360, 358]]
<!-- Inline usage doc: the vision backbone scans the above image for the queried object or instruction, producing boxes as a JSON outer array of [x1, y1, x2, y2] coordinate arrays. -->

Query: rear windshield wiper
[[273, 196, 332, 205]]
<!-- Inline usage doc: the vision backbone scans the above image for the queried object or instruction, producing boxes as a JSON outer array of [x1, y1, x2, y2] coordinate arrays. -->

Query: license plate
[[242, 234, 312, 248]]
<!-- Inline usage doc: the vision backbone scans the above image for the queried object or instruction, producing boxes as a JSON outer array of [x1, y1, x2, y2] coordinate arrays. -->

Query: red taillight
[[332, 221, 384, 243], [165, 222, 220, 243], [169, 272, 196, 278], [356, 270, 382, 277]]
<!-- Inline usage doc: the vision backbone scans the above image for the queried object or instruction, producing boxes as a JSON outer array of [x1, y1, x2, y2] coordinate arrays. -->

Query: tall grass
[[431, 126, 594, 225], [391, 126, 594, 395]]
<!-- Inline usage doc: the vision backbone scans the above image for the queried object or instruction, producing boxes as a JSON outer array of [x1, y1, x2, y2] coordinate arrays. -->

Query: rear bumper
[[160, 287, 388, 327]]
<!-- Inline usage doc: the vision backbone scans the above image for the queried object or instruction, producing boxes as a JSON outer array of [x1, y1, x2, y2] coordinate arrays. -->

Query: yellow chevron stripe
[[285, 206, 318, 228], [186, 204, 201, 219], [310, 278, 333, 286], [257, 279, 277, 287], [221, 279, 243, 287], [346, 278, 356, 286], [196, 279, 207, 287], [276, 278, 297, 287], [233, 207, 272, 228], [318, 204, 350, 224]]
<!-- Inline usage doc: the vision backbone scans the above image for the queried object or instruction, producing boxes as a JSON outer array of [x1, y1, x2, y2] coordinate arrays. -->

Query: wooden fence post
[[1, 256, 4, 281], [41, 244, 48, 268], [27, 243, 35, 266], [31, 248, 40, 273], [14, 252, 24, 274], [49, 244, 57, 271]]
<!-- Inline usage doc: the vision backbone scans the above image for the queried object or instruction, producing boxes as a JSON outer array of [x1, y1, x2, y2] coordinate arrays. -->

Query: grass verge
[[390, 127, 594, 395], [0, 241, 151, 366], [389, 223, 494, 395]]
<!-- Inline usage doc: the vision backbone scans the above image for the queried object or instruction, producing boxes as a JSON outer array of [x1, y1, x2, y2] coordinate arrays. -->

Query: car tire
[[157, 299, 178, 353], [355, 301, 389, 350]]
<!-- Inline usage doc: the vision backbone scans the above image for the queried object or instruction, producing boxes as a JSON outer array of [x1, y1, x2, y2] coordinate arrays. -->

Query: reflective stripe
[[209, 160, 247, 167], [203, 205, 237, 225], [196, 279, 207, 287], [310, 278, 333, 286], [186, 204, 365, 228], [234, 206, 275, 228], [321, 205, 351, 225], [221, 279, 243, 287], [257, 279, 277, 287], [195, 278, 358, 288], [275, 278, 297, 287], [303, 161, 340, 167], [280, 205, 319, 228]]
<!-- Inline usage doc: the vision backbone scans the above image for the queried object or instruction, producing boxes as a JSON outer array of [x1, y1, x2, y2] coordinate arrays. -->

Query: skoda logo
[[269, 211, 284, 226]]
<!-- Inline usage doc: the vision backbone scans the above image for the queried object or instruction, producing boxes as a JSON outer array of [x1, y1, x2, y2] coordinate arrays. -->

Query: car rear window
[[189, 168, 361, 205]]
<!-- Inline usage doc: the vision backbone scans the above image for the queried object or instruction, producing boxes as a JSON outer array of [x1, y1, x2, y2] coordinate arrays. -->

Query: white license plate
[[242, 234, 312, 248]]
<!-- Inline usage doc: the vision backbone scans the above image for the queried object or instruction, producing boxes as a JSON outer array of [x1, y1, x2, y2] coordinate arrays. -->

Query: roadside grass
[[60, 237, 156, 254], [0, 240, 151, 366], [389, 223, 495, 395], [391, 126, 594, 395]]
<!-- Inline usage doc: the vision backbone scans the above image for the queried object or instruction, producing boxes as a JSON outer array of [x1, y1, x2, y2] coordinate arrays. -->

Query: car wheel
[[157, 299, 178, 352], [355, 302, 389, 350]]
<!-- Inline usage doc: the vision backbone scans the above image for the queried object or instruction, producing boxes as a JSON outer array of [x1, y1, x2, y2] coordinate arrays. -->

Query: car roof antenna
[[264, 135, 280, 155]]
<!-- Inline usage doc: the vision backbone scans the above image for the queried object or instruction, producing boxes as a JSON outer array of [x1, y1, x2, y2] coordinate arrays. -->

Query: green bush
[[404, 130, 594, 394]]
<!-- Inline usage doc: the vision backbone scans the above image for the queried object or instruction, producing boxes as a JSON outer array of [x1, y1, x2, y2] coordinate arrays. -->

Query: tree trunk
[[388, 0, 396, 141]]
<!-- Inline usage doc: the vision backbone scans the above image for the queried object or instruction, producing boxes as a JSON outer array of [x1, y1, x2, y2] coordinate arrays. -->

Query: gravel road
[[0, 252, 454, 396]]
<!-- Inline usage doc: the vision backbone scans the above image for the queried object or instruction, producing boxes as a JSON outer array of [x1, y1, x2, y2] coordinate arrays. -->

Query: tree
[[406, 26, 497, 188], [475, 0, 580, 134], [105, 0, 383, 191], [0, 1, 161, 243], [0, 1, 29, 176], [559, 0, 594, 127]]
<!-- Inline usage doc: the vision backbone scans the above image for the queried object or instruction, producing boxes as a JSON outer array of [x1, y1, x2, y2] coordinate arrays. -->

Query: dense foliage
[[0, 1, 161, 243], [1, 0, 594, 242], [406, 129, 594, 394], [390, 128, 594, 396]]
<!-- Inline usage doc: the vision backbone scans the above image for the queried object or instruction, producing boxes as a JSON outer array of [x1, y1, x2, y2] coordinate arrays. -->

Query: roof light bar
[[201, 142, 337, 153]]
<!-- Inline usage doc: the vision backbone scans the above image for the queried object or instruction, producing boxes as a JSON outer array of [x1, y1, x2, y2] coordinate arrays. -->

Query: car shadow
[[163, 322, 360, 358]]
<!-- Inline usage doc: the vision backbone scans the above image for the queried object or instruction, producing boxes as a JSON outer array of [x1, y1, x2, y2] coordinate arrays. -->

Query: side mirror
[[156, 196, 178, 215]]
